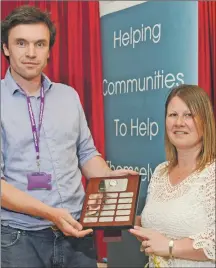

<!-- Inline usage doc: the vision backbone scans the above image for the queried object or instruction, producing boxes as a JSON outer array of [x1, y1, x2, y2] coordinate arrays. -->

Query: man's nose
[[25, 44, 36, 58]]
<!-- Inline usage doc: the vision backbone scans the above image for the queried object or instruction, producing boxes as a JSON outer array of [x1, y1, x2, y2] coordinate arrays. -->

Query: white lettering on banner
[[107, 161, 153, 182], [114, 23, 161, 48], [114, 119, 127, 136], [103, 70, 185, 96], [114, 118, 159, 140], [131, 118, 158, 140]]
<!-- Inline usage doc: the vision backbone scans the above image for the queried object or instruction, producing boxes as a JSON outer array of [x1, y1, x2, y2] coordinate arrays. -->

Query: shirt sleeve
[[189, 162, 216, 261], [74, 91, 101, 168]]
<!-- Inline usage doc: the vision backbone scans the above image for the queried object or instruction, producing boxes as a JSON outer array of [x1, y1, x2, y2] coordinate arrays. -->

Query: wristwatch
[[169, 240, 174, 259]]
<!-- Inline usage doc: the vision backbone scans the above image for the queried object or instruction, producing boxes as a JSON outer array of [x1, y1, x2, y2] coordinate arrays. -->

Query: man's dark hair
[[1, 5, 56, 57]]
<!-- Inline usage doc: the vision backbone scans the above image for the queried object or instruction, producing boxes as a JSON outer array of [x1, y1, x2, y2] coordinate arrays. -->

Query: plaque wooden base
[[80, 175, 141, 230]]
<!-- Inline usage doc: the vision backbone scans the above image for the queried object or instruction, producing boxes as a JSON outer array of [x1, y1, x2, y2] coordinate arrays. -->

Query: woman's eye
[[185, 113, 192, 117]]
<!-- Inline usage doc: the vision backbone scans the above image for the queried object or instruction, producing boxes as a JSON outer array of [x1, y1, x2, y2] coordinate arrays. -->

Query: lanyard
[[25, 86, 45, 171]]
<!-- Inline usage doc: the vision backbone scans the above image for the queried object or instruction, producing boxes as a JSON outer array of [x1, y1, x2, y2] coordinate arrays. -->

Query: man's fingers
[[66, 228, 93, 238], [110, 169, 139, 177], [54, 210, 93, 237], [72, 220, 83, 231], [59, 218, 93, 237], [75, 228, 93, 238], [63, 213, 83, 231], [59, 218, 77, 235], [127, 170, 139, 175], [119, 170, 138, 176], [119, 169, 138, 176]]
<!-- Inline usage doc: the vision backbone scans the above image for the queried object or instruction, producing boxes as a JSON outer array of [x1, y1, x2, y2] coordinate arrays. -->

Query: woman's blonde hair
[[165, 84, 216, 172]]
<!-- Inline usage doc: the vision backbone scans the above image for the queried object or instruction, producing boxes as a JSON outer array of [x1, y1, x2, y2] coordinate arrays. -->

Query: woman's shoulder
[[153, 161, 169, 174], [148, 161, 168, 187], [206, 159, 216, 170], [200, 160, 216, 181], [199, 160, 215, 174]]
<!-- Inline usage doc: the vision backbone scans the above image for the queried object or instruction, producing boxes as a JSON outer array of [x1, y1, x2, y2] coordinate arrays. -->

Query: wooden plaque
[[80, 175, 141, 230]]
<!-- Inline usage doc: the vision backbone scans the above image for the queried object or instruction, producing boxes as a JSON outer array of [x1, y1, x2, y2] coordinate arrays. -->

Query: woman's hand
[[135, 216, 142, 227], [129, 226, 170, 257]]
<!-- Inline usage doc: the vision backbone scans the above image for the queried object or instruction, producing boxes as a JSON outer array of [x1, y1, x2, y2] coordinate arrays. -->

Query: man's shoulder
[[1, 78, 9, 95], [1, 78, 6, 87], [51, 82, 80, 101], [52, 82, 76, 93]]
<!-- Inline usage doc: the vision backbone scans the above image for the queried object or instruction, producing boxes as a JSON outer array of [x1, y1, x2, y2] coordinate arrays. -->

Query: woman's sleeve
[[189, 163, 215, 261]]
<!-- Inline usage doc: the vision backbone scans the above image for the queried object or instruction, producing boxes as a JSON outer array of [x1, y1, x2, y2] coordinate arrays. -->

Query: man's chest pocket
[[42, 106, 80, 144]]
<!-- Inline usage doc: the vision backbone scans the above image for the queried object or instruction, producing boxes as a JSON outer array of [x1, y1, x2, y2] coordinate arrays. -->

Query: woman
[[130, 84, 215, 267]]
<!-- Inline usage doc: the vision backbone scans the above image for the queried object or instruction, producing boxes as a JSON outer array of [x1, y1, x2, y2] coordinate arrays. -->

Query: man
[[1, 5, 137, 268]]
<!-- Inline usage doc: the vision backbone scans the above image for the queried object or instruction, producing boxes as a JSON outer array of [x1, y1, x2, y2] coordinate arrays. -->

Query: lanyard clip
[[36, 159, 40, 172]]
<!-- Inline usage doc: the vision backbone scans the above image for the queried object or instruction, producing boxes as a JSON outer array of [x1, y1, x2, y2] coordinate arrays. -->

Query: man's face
[[3, 23, 50, 81]]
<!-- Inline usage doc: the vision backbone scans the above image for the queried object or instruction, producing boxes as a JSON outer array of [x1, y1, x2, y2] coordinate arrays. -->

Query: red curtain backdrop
[[198, 1, 216, 116], [1, 0, 107, 261]]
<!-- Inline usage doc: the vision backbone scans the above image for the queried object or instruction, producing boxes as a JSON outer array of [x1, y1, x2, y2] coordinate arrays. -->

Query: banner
[[100, 1, 198, 266]]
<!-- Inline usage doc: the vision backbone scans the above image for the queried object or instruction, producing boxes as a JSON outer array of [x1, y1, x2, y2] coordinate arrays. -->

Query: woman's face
[[166, 96, 202, 150]]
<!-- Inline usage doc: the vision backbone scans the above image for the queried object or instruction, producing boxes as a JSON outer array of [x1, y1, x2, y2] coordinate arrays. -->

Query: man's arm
[[1, 179, 54, 220], [81, 156, 110, 179], [74, 91, 138, 179], [81, 155, 138, 179], [1, 179, 92, 237]]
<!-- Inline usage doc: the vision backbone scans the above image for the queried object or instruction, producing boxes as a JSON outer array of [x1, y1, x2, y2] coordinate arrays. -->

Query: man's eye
[[17, 41, 25, 46], [37, 42, 44, 47]]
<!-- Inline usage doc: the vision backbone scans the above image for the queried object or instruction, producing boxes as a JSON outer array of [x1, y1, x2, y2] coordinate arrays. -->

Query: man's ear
[[2, 43, 9, 56]]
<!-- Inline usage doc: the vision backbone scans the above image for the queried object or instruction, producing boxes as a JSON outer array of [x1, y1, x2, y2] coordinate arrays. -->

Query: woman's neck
[[177, 143, 202, 170]]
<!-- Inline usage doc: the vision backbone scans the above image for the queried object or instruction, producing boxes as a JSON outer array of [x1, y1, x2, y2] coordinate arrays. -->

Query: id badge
[[27, 172, 52, 190]]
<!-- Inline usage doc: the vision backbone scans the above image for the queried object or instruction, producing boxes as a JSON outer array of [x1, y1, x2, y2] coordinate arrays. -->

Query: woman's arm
[[130, 164, 215, 262], [172, 238, 211, 261]]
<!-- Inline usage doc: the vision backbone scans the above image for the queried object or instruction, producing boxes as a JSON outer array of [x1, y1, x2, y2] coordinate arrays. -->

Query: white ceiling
[[99, 1, 146, 17]]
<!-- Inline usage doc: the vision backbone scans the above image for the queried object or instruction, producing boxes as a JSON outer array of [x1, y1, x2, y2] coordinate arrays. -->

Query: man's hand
[[1, 180, 92, 238], [81, 156, 139, 179], [109, 169, 138, 177], [49, 208, 93, 237]]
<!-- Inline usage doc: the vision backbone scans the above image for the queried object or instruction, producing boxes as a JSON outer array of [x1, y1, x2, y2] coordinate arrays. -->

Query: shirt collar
[[4, 67, 53, 95]]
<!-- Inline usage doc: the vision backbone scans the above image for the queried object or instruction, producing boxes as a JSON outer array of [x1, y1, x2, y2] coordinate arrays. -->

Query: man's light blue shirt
[[1, 69, 100, 230]]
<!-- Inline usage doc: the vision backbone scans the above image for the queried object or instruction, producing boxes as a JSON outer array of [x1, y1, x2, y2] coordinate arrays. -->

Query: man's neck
[[11, 68, 42, 95]]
